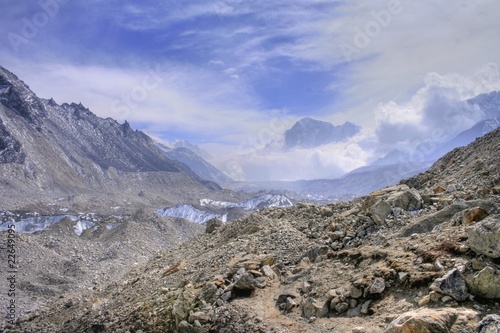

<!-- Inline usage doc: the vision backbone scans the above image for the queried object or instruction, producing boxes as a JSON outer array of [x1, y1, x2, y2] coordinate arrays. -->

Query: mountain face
[[284, 117, 360, 149], [0, 66, 218, 210], [467, 90, 500, 119], [164, 147, 233, 185], [403, 126, 500, 191], [173, 140, 212, 159]]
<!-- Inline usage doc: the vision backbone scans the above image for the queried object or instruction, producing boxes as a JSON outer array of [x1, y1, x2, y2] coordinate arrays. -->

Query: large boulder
[[385, 308, 478, 333], [386, 188, 423, 211], [468, 215, 500, 258], [466, 266, 500, 300], [370, 200, 393, 225], [401, 203, 467, 236]]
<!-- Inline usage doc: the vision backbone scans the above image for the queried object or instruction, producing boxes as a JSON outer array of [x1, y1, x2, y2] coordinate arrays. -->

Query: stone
[[276, 290, 299, 304], [352, 327, 366, 333], [401, 203, 467, 236], [302, 297, 328, 318], [301, 281, 312, 293], [476, 314, 500, 333], [384, 308, 478, 333], [254, 277, 267, 289], [370, 200, 393, 225], [466, 266, 500, 299], [387, 189, 423, 211], [178, 320, 199, 333], [234, 272, 257, 291], [463, 207, 489, 225], [360, 300, 372, 315], [370, 278, 386, 294], [200, 282, 218, 304], [205, 218, 224, 234], [429, 268, 469, 302], [446, 184, 457, 193], [334, 302, 349, 314], [306, 246, 330, 262], [261, 265, 277, 280], [350, 286, 363, 299], [468, 214, 500, 258], [188, 311, 210, 324], [172, 285, 197, 322]]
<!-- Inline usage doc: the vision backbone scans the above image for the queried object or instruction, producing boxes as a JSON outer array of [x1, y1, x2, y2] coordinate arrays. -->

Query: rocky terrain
[[6, 128, 499, 332]]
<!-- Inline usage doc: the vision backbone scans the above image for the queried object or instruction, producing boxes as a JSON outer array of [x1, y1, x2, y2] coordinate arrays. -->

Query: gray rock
[[430, 268, 469, 302], [350, 286, 363, 299], [468, 214, 500, 258], [401, 203, 467, 236], [302, 297, 328, 318], [178, 320, 200, 333], [205, 218, 224, 234], [476, 314, 500, 333], [369, 278, 386, 294], [386, 189, 423, 211], [261, 265, 277, 280], [199, 282, 218, 304], [334, 302, 349, 314], [234, 272, 257, 291], [188, 311, 210, 324], [277, 290, 299, 304], [466, 266, 500, 299], [370, 200, 393, 225]]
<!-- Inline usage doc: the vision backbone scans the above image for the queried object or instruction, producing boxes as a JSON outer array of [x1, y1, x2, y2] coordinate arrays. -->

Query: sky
[[1, 0, 500, 181]]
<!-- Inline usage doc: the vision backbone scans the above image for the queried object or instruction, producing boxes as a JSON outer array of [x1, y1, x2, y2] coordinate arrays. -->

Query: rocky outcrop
[[466, 266, 500, 300], [468, 215, 500, 258]]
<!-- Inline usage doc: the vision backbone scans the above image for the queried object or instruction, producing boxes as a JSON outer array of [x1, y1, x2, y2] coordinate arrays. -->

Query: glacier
[[157, 194, 293, 224], [200, 194, 293, 210], [0, 214, 96, 235], [155, 204, 227, 224]]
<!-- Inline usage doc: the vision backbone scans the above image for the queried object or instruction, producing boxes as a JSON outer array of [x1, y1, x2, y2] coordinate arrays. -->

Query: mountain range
[[0, 66, 225, 212], [284, 117, 360, 149]]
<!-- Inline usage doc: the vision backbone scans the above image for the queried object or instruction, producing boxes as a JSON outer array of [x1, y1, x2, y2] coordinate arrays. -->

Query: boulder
[[387, 188, 423, 211], [430, 269, 469, 302], [401, 203, 467, 236], [205, 218, 224, 234], [385, 308, 478, 333], [466, 266, 500, 299], [234, 272, 257, 291], [302, 297, 328, 318], [370, 200, 393, 225], [476, 314, 500, 333], [468, 214, 500, 258], [463, 207, 489, 225]]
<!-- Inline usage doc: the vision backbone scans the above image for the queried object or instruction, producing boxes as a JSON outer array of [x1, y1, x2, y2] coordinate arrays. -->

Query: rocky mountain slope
[[164, 147, 233, 185], [12, 129, 500, 332], [0, 66, 226, 213]]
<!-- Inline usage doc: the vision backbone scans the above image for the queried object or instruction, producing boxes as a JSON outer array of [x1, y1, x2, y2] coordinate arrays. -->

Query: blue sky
[[1, 0, 500, 181]]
